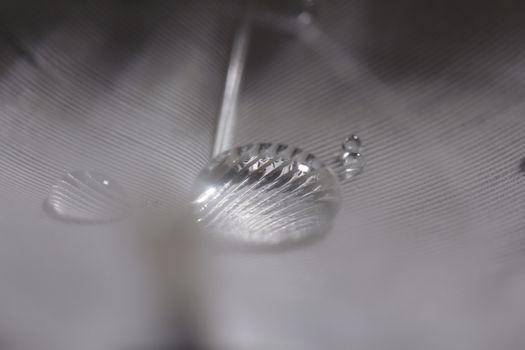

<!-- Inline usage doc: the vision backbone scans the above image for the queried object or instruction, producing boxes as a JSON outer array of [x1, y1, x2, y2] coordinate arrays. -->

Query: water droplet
[[340, 152, 365, 179], [45, 170, 129, 223], [342, 134, 362, 153], [191, 143, 341, 246], [331, 134, 366, 180]]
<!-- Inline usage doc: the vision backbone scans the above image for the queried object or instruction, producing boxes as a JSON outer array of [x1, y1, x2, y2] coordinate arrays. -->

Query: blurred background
[[1, 0, 525, 349]]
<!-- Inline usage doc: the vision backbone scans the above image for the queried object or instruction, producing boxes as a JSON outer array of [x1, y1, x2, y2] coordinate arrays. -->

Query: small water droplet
[[45, 170, 129, 223], [332, 134, 365, 180], [341, 152, 365, 179], [191, 143, 341, 246], [342, 134, 362, 153]]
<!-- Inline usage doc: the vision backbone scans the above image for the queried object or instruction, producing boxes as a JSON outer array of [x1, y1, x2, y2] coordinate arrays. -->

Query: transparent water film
[[191, 143, 342, 246], [45, 170, 130, 223]]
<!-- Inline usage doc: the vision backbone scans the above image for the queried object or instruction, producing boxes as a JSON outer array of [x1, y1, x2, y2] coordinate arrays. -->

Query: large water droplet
[[45, 170, 129, 223], [191, 143, 341, 246]]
